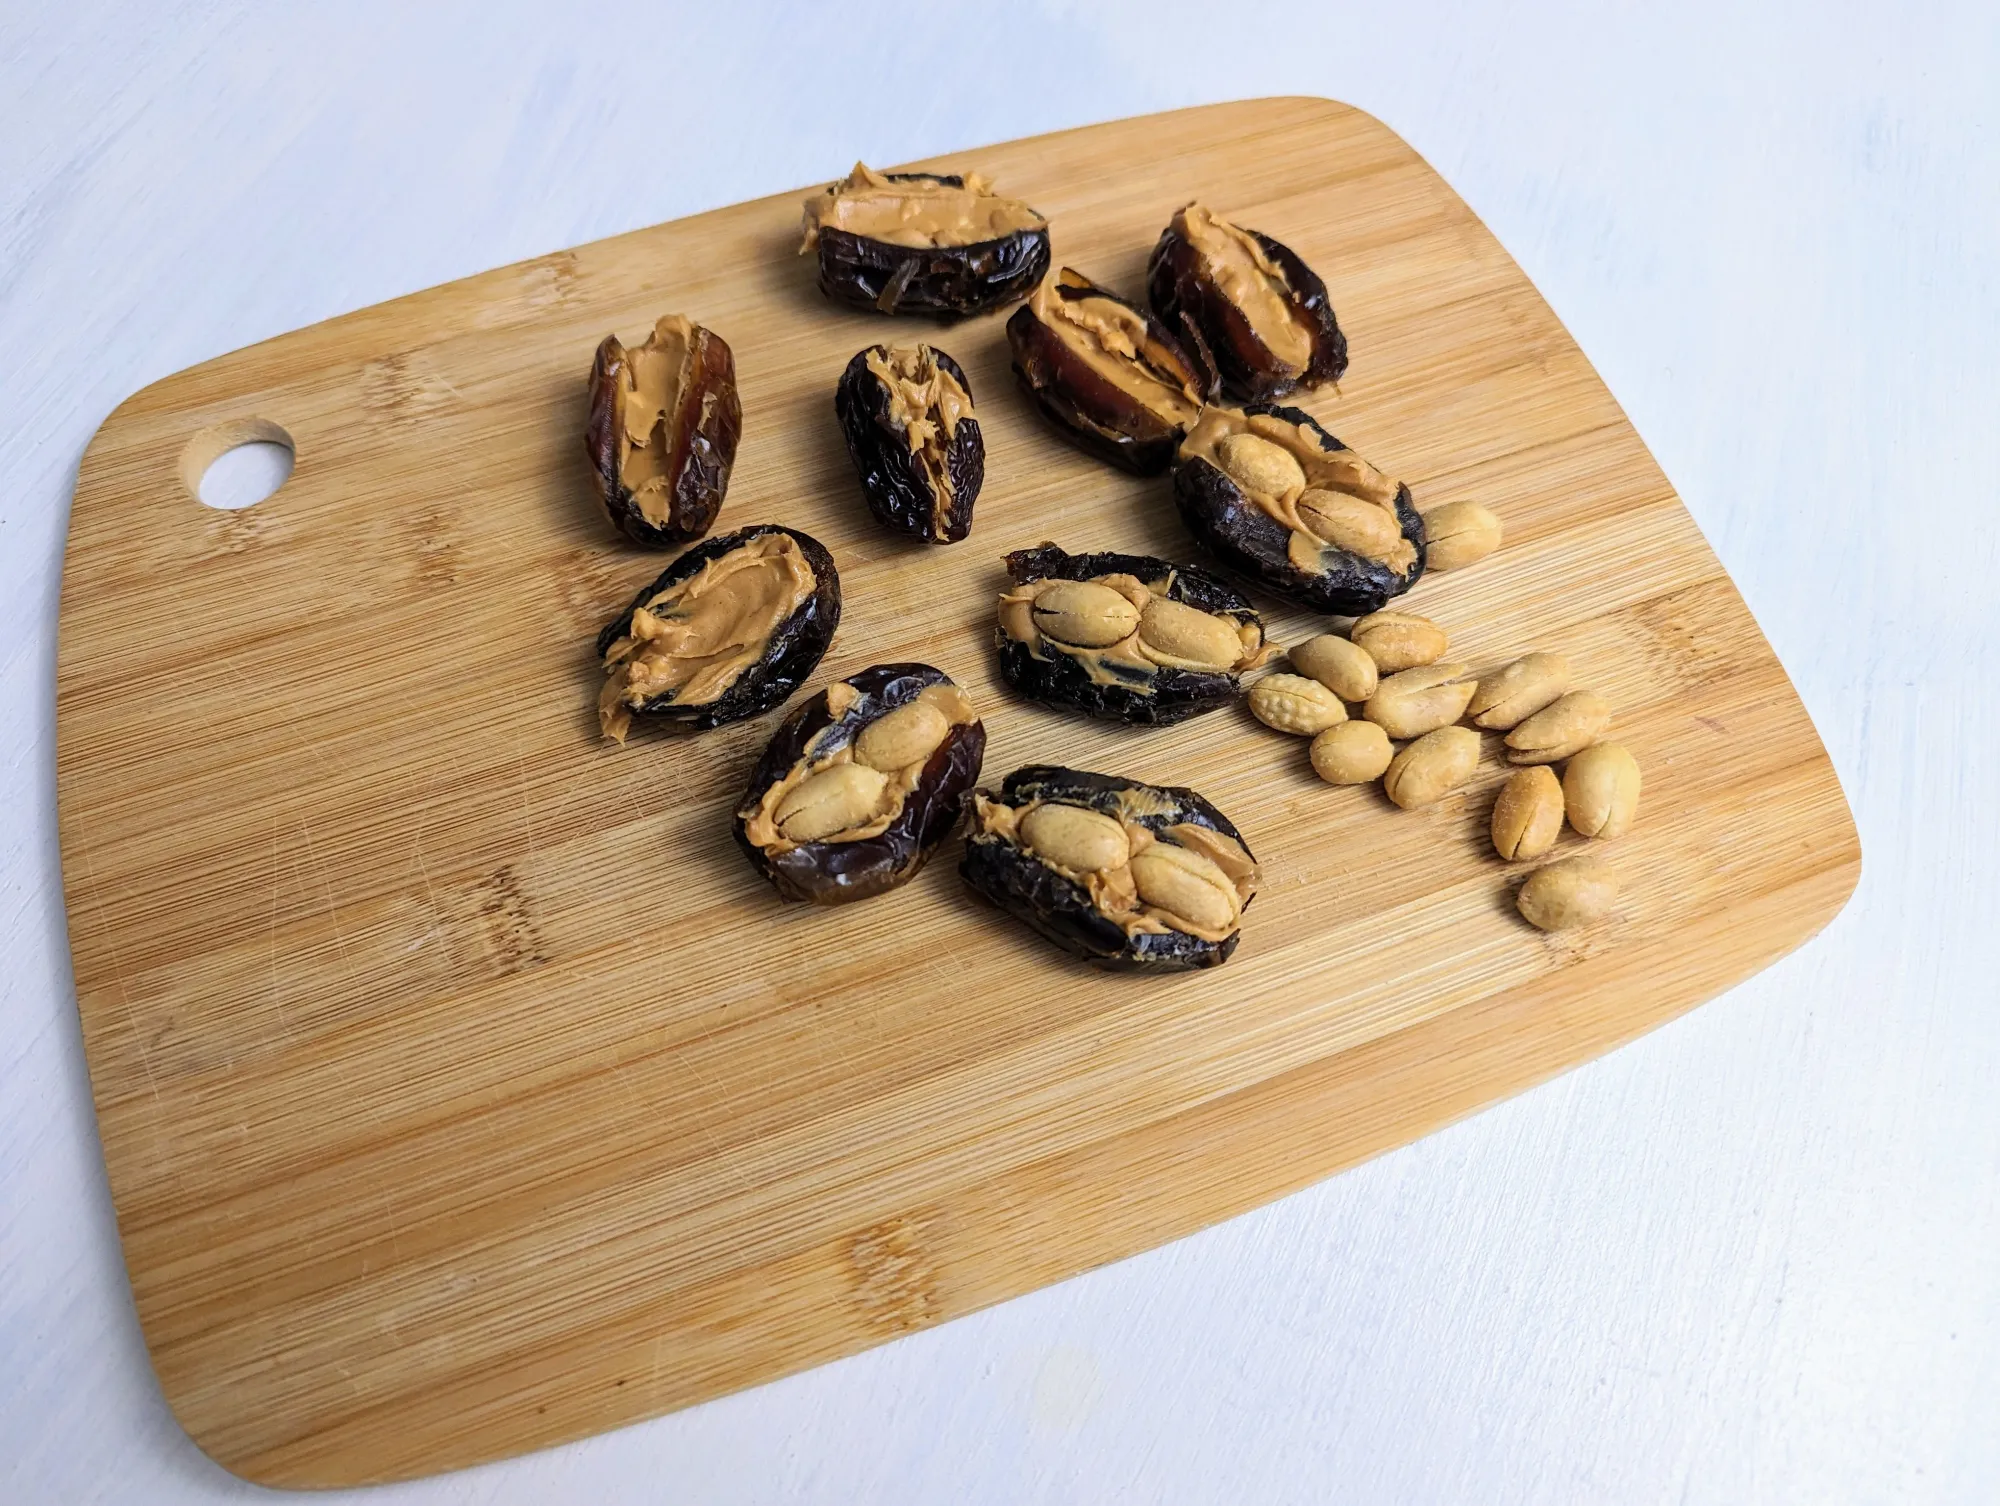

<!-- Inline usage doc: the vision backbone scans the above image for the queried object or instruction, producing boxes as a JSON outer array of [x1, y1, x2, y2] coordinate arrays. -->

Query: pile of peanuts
[[1245, 609, 1639, 931]]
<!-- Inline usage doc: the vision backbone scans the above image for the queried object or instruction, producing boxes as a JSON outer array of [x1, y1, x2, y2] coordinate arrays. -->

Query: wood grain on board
[[55, 98, 1859, 1487]]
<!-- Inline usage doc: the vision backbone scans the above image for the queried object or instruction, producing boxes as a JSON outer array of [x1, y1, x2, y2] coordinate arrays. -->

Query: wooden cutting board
[[56, 97, 1859, 1487]]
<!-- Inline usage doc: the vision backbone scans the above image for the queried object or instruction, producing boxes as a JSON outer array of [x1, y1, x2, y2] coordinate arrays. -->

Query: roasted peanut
[[1296, 488, 1402, 558], [1130, 841, 1240, 933], [853, 699, 950, 772], [1468, 653, 1571, 730], [1248, 673, 1349, 735], [1563, 742, 1641, 839], [1363, 663, 1477, 739], [1490, 766, 1564, 861], [1419, 501, 1503, 571], [1019, 802, 1130, 872], [1351, 610, 1448, 673], [1290, 633, 1377, 702], [1214, 432, 1306, 497], [774, 763, 889, 842], [1382, 725, 1481, 809], [1031, 580, 1140, 648], [1505, 690, 1611, 763], [1137, 597, 1243, 671], [1310, 720, 1394, 784], [1517, 857, 1619, 931]]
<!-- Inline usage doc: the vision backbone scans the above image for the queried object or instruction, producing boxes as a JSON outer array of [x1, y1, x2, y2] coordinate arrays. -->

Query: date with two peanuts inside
[[1247, 610, 1640, 931]]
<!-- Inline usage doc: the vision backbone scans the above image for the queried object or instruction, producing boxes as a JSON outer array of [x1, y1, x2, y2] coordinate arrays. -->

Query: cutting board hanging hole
[[182, 417, 293, 510]]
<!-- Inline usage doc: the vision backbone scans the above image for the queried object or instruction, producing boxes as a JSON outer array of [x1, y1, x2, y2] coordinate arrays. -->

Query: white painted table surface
[[4, 3, 1996, 1501]]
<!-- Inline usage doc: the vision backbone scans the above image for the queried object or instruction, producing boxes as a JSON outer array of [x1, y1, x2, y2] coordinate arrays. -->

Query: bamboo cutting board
[[56, 98, 1859, 1487]]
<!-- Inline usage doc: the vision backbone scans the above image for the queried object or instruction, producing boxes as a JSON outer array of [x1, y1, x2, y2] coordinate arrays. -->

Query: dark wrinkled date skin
[[815, 172, 1050, 319], [1148, 221, 1347, 404], [1175, 404, 1427, 615], [1005, 269, 1216, 475], [960, 766, 1254, 971], [997, 544, 1262, 724], [734, 663, 986, 905], [595, 524, 842, 730], [583, 323, 742, 547], [835, 345, 984, 542]]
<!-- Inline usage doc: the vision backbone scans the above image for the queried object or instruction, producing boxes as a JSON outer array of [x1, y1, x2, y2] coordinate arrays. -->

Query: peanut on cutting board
[[1383, 726, 1481, 809], [1363, 662, 1477, 739], [1418, 501, 1503, 571], [1248, 673, 1348, 735], [1517, 856, 1619, 931], [1289, 633, 1378, 702], [1563, 742, 1641, 838], [1490, 766, 1564, 861], [1468, 653, 1570, 731], [1350, 610, 1448, 673], [1505, 690, 1611, 764], [1310, 720, 1394, 784]]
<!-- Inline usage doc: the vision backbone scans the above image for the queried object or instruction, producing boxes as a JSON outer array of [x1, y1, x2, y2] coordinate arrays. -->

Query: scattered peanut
[[1516, 857, 1619, 931], [1505, 690, 1611, 764], [1351, 610, 1448, 672], [1249, 673, 1349, 735], [1363, 662, 1478, 739], [1290, 633, 1377, 702], [1468, 653, 1571, 730], [1418, 501, 1503, 571], [1382, 725, 1481, 809], [1309, 720, 1395, 784], [1563, 742, 1642, 839], [1490, 766, 1564, 861]]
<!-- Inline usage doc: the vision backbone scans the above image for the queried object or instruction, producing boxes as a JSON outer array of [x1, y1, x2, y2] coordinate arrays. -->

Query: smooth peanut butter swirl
[[1173, 204, 1314, 372], [740, 682, 977, 853], [801, 162, 1046, 251], [1180, 406, 1415, 577], [615, 314, 697, 527], [996, 571, 1265, 689], [1028, 274, 1203, 428], [974, 794, 1258, 942], [598, 533, 816, 741], [866, 344, 975, 524]]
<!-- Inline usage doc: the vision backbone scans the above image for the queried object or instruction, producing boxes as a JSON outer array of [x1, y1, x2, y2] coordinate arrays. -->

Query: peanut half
[[1418, 501, 1503, 571], [1468, 653, 1571, 730], [1363, 662, 1477, 739], [1310, 720, 1394, 784], [1382, 725, 1481, 809], [1289, 633, 1377, 702], [1490, 766, 1564, 861], [1517, 857, 1619, 931], [774, 764, 890, 843], [1505, 690, 1611, 764], [1249, 673, 1348, 735], [1563, 742, 1642, 839], [1351, 610, 1448, 673]]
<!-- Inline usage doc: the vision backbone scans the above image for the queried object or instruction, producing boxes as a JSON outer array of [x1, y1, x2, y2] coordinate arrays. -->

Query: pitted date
[[993, 543, 1267, 724], [960, 765, 1260, 971], [734, 663, 985, 904], [835, 344, 984, 543], [584, 314, 741, 547]]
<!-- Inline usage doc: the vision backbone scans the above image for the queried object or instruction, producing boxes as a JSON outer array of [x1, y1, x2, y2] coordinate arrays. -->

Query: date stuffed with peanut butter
[[961, 766, 1259, 971], [994, 543, 1267, 724], [1174, 404, 1426, 614], [596, 524, 841, 740], [1147, 203, 1347, 403], [836, 344, 984, 542], [801, 163, 1050, 318], [734, 664, 985, 905], [585, 314, 741, 547]]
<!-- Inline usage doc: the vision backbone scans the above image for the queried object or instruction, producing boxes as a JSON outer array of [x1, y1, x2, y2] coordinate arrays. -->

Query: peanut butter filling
[[741, 682, 977, 852], [801, 162, 1046, 251], [996, 571, 1265, 690], [1179, 406, 1416, 576], [1174, 204, 1314, 373], [1029, 273, 1202, 429], [599, 533, 817, 742], [973, 794, 1257, 942], [865, 345, 976, 529], [616, 314, 697, 527]]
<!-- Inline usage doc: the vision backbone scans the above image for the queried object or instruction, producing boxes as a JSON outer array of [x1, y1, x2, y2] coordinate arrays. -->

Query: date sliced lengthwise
[[835, 344, 984, 542], [801, 163, 1050, 318], [962, 766, 1260, 970], [734, 663, 985, 904], [1005, 268, 1216, 474], [995, 542, 1267, 724], [584, 314, 742, 547], [1174, 404, 1426, 614], [1147, 203, 1347, 403], [596, 524, 841, 741]]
